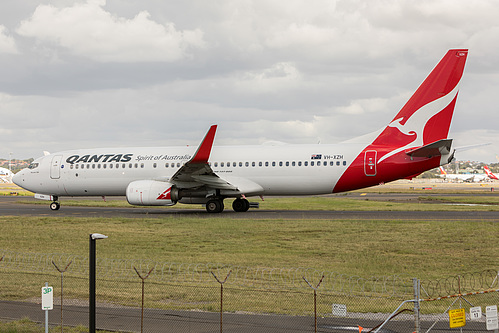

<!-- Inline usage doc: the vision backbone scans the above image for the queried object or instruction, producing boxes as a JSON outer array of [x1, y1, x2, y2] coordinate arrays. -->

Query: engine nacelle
[[126, 180, 179, 206]]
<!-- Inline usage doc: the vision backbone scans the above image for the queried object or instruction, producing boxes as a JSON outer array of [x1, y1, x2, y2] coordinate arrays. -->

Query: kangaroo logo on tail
[[334, 49, 468, 194], [485, 166, 498, 180]]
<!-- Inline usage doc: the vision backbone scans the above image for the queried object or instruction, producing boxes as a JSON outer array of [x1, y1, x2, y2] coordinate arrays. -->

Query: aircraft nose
[[12, 169, 24, 186]]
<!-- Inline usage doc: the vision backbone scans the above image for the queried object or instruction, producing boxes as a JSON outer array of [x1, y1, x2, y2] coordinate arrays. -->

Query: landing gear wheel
[[232, 198, 250, 212], [50, 202, 60, 211], [206, 199, 224, 213]]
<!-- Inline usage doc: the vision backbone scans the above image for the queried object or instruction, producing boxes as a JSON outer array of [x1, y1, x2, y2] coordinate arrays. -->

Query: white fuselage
[[14, 143, 365, 197]]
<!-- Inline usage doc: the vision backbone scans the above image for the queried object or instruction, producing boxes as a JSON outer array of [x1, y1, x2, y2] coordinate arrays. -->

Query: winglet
[[190, 125, 217, 164]]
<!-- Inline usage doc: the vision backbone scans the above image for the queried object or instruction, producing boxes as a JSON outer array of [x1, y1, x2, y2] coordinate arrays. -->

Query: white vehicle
[[14, 49, 469, 213]]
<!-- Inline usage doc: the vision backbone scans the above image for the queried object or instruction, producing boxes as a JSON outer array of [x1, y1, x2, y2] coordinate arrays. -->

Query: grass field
[[2, 181, 499, 280], [1, 214, 498, 280]]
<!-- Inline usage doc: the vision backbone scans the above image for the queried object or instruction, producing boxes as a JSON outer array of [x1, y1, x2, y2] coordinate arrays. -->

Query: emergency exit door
[[364, 150, 377, 176]]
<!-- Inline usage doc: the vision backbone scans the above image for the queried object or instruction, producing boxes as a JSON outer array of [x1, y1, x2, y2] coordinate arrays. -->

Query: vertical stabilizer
[[334, 50, 468, 193]]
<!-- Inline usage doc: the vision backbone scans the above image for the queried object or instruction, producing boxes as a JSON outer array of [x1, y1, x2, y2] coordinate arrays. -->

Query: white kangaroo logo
[[378, 82, 460, 164]]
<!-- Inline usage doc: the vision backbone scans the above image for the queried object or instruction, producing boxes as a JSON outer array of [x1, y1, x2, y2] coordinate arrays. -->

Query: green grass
[[0, 318, 112, 333], [1, 215, 497, 279]]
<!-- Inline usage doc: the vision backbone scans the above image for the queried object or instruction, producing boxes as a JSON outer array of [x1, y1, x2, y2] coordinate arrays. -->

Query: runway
[[1, 195, 498, 221]]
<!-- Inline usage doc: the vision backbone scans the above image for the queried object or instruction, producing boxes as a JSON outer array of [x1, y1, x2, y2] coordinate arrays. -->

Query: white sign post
[[486, 305, 498, 331], [42, 283, 53, 333]]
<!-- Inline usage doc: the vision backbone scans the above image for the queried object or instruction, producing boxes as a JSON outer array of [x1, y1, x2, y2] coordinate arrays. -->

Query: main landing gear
[[206, 198, 224, 213], [205, 198, 251, 213]]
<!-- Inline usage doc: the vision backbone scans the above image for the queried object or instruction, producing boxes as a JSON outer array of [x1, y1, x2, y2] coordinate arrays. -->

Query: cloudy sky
[[1, 0, 498, 163]]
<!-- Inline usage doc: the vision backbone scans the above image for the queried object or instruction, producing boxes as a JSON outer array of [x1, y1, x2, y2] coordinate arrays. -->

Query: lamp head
[[90, 233, 108, 240]]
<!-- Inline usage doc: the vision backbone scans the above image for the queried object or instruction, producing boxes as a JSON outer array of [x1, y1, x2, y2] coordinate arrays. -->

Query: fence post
[[211, 270, 232, 333], [413, 278, 420, 333], [133, 266, 155, 333], [303, 275, 325, 333], [52, 260, 72, 333]]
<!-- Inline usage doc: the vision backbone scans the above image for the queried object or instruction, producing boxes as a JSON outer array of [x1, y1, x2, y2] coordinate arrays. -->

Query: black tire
[[50, 202, 60, 211], [206, 199, 224, 213], [232, 198, 250, 212]]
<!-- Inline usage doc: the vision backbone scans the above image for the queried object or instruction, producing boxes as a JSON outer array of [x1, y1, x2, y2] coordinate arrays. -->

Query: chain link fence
[[1, 249, 498, 332]]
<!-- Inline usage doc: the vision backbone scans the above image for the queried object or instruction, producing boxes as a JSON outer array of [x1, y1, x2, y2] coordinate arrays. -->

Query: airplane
[[439, 166, 476, 182], [13, 49, 469, 213], [0, 167, 13, 183], [439, 167, 482, 183], [439, 165, 498, 182], [484, 165, 499, 180]]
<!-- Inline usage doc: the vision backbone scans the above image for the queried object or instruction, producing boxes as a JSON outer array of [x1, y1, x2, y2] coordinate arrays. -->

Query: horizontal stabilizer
[[405, 139, 453, 159]]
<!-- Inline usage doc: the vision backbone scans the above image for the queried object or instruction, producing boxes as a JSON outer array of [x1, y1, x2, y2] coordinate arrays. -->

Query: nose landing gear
[[50, 201, 61, 211]]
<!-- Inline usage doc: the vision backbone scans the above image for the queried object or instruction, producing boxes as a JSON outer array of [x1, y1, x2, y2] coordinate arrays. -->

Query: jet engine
[[126, 180, 180, 206]]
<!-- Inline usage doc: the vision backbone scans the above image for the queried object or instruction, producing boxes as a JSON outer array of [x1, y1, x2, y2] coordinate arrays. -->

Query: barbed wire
[[420, 269, 499, 299], [4, 249, 494, 298]]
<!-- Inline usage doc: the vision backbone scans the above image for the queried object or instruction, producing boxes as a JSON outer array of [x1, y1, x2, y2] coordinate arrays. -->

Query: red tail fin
[[334, 50, 468, 193], [374, 50, 468, 163], [485, 166, 498, 180]]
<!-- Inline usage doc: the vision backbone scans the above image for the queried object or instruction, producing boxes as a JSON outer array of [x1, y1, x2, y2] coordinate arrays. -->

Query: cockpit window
[[28, 163, 39, 169]]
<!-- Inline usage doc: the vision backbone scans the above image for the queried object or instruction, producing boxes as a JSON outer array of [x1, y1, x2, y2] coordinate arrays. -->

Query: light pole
[[9, 152, 12, 172], [89, 233, 107, 333]]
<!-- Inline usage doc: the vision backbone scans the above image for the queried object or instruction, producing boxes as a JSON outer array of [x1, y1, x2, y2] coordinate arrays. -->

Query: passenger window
[[214, 162, 218, 167], [245, 162, 249, 167], [265, 161, 269, 167], [317, 161, 321, 166], [70, 165, 74, 169], [122, 164, 125, 168], [140, 163, 144, 168], [279, 161, 283, 167], [259, 162, 262, 167], [102, 164, 106, 169], [233, 162, 236, 167], [311, 161, 314, 166], [110, 164, 113, 169], [337, 161, 340, 166], [221, 162, 224, 167], [177, 163, 181, 168], [92, 164, 96, 169], [292, 161, 295, 166], [252, 162, 256, 167], [285, 161, 289, 166], [153, 163, 157, 168], [298, 161, 302, 166], [272, 161, 276, 167], [343, 161, 347, 166], [304, 161, 308, 166], [75, 164, 79, 169]]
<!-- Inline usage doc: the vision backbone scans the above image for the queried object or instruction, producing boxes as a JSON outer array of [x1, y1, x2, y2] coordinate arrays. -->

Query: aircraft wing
[[169, 125, 262, 194]]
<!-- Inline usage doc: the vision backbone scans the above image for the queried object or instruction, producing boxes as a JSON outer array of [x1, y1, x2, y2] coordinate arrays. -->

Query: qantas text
[[66, 154, 133, 164]]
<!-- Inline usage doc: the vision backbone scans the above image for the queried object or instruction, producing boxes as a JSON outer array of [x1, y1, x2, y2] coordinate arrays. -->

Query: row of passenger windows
[[68, 160, 347, 170]]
